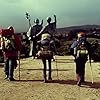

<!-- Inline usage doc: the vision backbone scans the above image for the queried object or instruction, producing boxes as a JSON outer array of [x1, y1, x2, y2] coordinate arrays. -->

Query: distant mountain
[[16, 25, 100, 35], [56, 25, 100, 34]]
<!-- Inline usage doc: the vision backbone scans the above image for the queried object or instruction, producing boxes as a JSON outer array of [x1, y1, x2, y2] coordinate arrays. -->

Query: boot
[[9, 77, 15, 81], [76, 74, 79, 81], [5, 75, 9, 79], [48, 72, 52, 81], [81, 73, 85, 83], [48, 77, 52, 81], [81, 76, 85, 83], [76, 74, 81, 86], [43, 74, 47, 83], [44, 78, 47, 83]]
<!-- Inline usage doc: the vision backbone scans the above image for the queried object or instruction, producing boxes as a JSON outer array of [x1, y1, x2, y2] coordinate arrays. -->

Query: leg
[[32, 49, 36, 59], [32, 40, 37, 59], [76, 61, 82, 86], [53, 53, 55, 61], [81, 63, 85, 82], [76, 74, 81, 86], [4, 58, 9, 79], [9, 58, 16, 81], [42, 58, 47, 82], [14, 59, 17, 69], [76, 60, 86, 86], [48, 59, 52, 80], [29, 41, 33, 57]]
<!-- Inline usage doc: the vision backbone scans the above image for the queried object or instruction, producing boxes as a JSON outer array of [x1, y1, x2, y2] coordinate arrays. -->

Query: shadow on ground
[[6, 78, 100, 89]]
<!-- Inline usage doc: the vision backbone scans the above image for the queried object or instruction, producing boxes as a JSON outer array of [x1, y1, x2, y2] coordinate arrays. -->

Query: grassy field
[[0, 56, 100, 100]]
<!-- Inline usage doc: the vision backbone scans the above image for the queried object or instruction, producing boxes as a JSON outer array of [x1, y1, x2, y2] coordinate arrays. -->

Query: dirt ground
[[0, 56, 100, 100]]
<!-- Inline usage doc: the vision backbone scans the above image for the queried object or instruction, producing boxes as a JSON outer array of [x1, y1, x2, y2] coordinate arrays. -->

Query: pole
[[53, 41, 59, 80], [18, 51, 20, 80], [89, 53, 93, 84], [90, 63, 93, 84]]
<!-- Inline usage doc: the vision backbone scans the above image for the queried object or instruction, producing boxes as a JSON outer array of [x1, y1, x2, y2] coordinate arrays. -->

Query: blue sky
[[0, 0, 100, 32]]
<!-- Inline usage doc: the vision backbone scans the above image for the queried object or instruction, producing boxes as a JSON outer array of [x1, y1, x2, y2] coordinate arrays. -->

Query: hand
[[41, 19, 43, 23], [54, 15, 56, 18], [28, 37, 31, 40], [33, 36, 36, 39], [54, 15, 56, 22], [41, 20, 43, 25]]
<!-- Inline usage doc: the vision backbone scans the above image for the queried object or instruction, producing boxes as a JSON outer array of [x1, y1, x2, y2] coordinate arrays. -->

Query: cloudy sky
[[0, 0, 100, 32]]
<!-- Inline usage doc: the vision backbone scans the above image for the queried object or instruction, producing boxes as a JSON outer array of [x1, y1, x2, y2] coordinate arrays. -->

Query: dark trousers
[[4, 58, 16, 79], [32, 41, 37, 58], [42, 58, 52, 80], [76, 62, 85, 81], [75, 58, 86, 82]]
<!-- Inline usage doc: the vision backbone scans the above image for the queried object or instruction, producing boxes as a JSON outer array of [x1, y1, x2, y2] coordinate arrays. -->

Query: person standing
[[0, 26, 22, 81], [27, 18, 43, 58], [70, 32, 91, 86], [36, 15, 57, 61], [36, 15, 57, 38], [37, 33, 56, 83]]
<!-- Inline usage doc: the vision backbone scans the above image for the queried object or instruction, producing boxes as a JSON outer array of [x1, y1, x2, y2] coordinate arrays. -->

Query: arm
[[53, 15, 57, 34], [70, 40, 78, 57], [36, 26, 46, 37], [27, 27, 32, 40], [36, 41, 41, 51], [41, 20, 43, 26], [50, 40, 57, 54], [54, 15, 56, 23]]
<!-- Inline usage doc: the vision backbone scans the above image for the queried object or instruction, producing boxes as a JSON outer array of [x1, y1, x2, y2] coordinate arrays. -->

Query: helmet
[[35, 18, 39, 24], [47, 17, 51, 23]]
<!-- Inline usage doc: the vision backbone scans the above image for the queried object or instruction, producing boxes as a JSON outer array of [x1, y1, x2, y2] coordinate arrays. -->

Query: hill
[[56, 24, 100, 34]]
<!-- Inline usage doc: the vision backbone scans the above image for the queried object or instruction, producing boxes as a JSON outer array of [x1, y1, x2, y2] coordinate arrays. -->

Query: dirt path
[[0, 56, 100, 100]]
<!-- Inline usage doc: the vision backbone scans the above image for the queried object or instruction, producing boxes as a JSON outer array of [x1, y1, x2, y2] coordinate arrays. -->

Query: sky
[[0, 0, 100, 33]]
